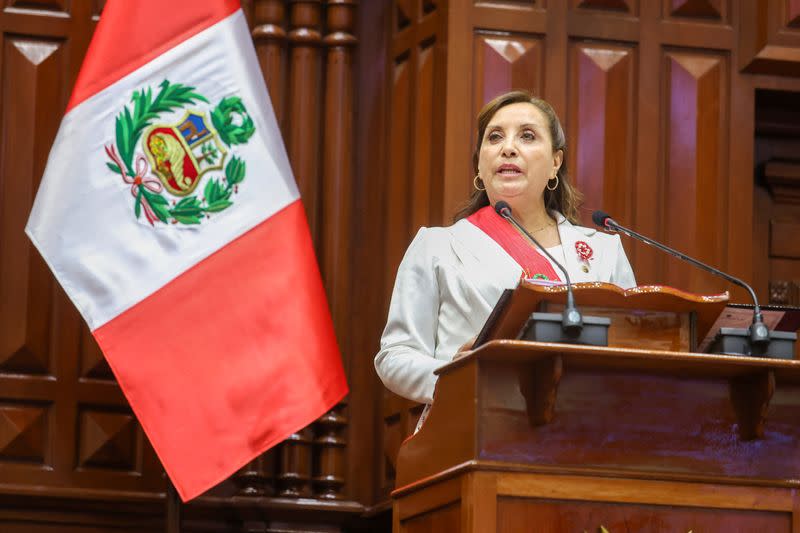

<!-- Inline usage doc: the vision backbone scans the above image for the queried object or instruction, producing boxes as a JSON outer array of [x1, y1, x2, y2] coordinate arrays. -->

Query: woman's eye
[[488, 132, 502, 142], [521, 130, 535, 141]]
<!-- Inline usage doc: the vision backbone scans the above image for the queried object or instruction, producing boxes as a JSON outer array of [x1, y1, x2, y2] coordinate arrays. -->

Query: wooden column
[[287, 0, 324, 245], [252, 0, 288, 132]]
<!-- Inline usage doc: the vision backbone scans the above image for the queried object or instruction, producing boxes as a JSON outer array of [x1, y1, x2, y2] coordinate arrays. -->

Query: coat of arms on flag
[[104, 79, 255, 226]]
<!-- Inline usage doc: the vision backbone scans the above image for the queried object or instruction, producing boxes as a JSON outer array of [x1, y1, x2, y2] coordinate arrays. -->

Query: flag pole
[[166, 479, 181, 533]]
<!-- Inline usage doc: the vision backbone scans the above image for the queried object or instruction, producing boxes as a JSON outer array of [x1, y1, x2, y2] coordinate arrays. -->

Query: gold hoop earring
[[474, 174, 486, 191], [546, 175, 559, 191]]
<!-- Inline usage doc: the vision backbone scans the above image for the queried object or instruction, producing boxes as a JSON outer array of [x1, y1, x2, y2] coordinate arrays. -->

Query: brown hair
[[453, 90, 582, 224]]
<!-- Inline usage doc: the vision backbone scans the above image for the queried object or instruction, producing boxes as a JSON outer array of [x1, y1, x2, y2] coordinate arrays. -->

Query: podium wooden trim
[[392, 341, 800, 532], [476, 282, 730, 352]]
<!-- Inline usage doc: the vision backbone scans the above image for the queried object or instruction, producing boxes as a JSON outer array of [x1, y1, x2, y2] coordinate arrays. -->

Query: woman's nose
[[501, 138, 518, 157]]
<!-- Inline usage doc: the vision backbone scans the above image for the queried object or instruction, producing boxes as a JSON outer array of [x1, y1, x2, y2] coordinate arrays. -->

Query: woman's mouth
[[497, 164, 522, 176]]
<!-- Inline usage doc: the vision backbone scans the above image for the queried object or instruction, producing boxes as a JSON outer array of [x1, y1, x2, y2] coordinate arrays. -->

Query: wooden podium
[[391, 284, 800, 532]]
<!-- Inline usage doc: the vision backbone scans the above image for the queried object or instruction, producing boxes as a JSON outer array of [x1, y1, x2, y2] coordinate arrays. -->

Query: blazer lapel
[[449, 220, 522, 305]]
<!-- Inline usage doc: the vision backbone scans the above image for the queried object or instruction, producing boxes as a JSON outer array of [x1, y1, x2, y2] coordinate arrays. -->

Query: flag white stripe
[[26, 10, 299, 330]]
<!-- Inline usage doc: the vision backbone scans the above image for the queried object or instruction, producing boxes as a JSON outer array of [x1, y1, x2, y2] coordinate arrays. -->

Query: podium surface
[[392, 341, 800, 532]]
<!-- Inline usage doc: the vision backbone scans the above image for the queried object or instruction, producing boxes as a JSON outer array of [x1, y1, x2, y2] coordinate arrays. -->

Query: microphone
[[591, 210, 771, 348], [494, 201, 583, 333]]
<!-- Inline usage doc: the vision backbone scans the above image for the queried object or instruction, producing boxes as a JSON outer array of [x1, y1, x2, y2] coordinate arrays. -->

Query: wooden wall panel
[[0, 1, 166, 504], [568, 42, 635, 226], [385, 58, 411, 294], [663, 52, 728, 293], [0, 36, 62, 377], [573, 0, 637, 15], [381, 0, 448, 501], [411, 43, 434, 230], [790, 0, 800, 27], [473, 33, 544, 111], [666, 0, 727, 21], [497, 497, 792, 532], [740, 0, 800, 75]]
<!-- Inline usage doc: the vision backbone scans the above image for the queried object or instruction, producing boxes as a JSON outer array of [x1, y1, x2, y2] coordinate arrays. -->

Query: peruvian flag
[[25, 0, 347, 501]]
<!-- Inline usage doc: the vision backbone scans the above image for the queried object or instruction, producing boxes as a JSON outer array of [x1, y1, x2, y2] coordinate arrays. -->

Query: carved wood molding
[[769, 280, 800, 305], [739, 1, 800, 76]]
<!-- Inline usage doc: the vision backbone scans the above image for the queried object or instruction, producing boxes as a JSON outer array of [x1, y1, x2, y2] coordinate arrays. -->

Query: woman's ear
[[553, 149, 564, 174]]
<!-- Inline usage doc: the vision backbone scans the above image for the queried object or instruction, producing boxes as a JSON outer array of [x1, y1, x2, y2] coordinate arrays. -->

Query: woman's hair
[[453, 90, 582, 224]]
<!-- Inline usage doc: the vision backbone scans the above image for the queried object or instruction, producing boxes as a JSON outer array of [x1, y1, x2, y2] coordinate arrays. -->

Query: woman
[[375, 90, 635, 406]]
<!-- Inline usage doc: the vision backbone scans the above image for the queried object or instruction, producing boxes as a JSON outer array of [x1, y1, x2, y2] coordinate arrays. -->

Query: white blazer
[[374, 214, 636, 404]]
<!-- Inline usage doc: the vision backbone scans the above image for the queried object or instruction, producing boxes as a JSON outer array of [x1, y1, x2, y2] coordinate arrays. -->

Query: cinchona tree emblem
[[105, 80, 256, 226]]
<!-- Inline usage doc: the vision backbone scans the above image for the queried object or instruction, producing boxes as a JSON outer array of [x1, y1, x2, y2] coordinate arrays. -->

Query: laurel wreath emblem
[[105, 80, 255, 226]]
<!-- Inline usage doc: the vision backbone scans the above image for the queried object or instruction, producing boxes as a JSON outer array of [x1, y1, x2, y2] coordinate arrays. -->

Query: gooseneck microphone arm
[[495, 201, 583, 333], [591, 210, 770, 345]]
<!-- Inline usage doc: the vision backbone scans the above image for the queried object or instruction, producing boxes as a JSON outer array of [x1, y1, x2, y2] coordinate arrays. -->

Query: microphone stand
[[495, 201, 610, 346], [594, 212, 796, 358]]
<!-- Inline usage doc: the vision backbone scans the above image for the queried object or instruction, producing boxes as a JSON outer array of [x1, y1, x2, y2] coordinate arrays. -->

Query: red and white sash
[[467, 205, 561, 282]]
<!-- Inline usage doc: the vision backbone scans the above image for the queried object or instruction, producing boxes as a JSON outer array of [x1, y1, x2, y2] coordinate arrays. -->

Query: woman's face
[[477, 102, 563, 210]]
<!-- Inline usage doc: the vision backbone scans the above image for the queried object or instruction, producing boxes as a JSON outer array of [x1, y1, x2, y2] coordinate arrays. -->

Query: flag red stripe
[[67, 0, 241, 112], [93, 200, 347, 501]]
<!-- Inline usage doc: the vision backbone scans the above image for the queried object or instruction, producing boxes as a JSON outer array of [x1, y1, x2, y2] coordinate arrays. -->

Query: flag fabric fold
[[26, 0, 347, 501]]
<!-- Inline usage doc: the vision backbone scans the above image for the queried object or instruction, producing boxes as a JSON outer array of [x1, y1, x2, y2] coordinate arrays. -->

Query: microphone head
[[494, 201, 511, 216], [592, 210, 611, 229]]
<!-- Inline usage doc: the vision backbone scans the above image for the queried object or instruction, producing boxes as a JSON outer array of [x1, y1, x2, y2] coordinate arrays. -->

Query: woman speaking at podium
[[375, 90, 636, 408]]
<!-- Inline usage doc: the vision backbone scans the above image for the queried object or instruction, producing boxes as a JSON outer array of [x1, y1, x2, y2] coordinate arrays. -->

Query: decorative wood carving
[[473, 34, 543, 113], [569, 43, 634, 227], [396, 0, 412, 31], [573, 0, 633, 13], [0, 403, 47, 462], [769, 280, 800, 305], [278, 426, 313, 497], [313, 402, 347, 499], [233, 449, 276, 496], [79, 324, 113, 379], [5, 0, 67, 12], [668, 0, 723, 20], [77, 410, 137, 470], [664, 52, 727, 293], [740, 1, 800, 76]]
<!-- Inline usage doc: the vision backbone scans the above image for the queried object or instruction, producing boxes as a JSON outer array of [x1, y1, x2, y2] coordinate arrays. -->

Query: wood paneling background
[[0, 0, 799, 531]]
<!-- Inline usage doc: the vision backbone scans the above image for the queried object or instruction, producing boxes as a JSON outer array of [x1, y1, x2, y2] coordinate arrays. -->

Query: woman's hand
[[452, 336, 478, 360]]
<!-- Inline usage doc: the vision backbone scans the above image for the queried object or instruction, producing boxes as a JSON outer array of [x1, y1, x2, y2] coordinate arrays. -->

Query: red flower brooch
[[575, 241, 593, 261]]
